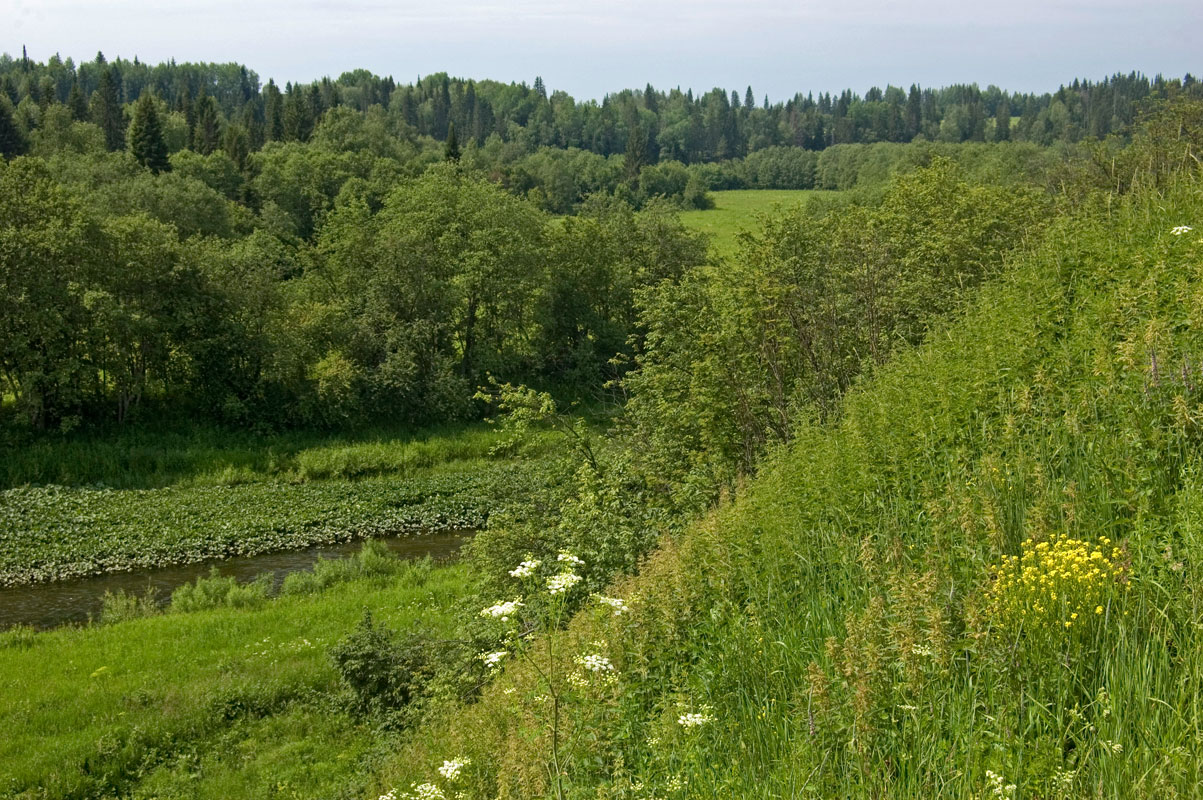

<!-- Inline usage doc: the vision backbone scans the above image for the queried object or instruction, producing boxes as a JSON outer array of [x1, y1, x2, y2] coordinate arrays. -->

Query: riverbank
[[0, 554, 471, 799]]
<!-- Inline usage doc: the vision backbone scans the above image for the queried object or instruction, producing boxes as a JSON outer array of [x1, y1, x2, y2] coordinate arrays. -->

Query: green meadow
[[680, 190, 833, 258]]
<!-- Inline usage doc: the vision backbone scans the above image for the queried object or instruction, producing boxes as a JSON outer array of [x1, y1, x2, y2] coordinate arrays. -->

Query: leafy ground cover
[[0, 421, 553, 585], [679, 189, 832, 258], [0, 556, 469, 800]]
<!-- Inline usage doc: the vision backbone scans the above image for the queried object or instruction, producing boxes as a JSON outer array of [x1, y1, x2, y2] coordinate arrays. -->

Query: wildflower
[[480, 650, 507, 667], [1102, 739, 1123, 754], [438, 757, 470, 781], [678, 710, 714, 728], [547, 572, 582, 595], [557, 552, 584, 566], [984, 770, 1016, 798], [594, 595, 629, 615], [1171, 225, 1193, 236], [378, 791, 398, 800], [480, 598, 523, 621], [509, 559, 540, 578], [666, 775, 688, 792], [407, 784, 446, 800], [576, 653, 615, 673]]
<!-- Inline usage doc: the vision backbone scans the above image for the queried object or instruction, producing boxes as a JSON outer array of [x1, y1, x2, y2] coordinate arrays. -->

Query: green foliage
[[627, 159, 1048, 496], [128, 92, 169, 173], [170, 568, 272, 613], [100, 586, 160, 624], [0, 561, 470, 798], [330, 610, 436, 720]]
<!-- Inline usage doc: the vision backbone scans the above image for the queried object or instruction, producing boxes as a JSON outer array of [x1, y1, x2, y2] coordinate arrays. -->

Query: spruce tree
[[193, 93, 221, 154], [0, 98, 28, 159], [264, 80, 284, 141], [92, 67, 125, 151], [995, 99, 1012, 142], [67, 80, 88, 121], [444, 121, 461, 161], [129, 92, 169, 173]]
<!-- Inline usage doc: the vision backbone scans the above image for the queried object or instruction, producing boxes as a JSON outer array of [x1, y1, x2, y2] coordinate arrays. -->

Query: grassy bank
[[0, 557, 470, 799], [370, 177, 1203, 797]]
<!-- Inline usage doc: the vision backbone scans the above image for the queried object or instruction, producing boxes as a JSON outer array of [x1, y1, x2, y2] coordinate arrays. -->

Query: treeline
[[3, 50, 1201, 166], [0, 156, 705, 431]]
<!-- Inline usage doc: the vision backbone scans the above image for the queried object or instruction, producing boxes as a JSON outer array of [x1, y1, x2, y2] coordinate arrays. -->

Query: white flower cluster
[[575, 653, 615, 672], [378, 791, 398, 800], [437, 757, 470, 781], [480, 599, 523, 621], [1102, 739, 1123, 754], [547, 572, 582, 595], [407, 783, 446, 800], [677, 710, 714, 728], [480, 650, 507, 667], [509, 559, 541, 578], [594, 595, 628, 615], [984, 770, 1016, 798], [1171, 225, 1193, 235], [557, 552, 585, 566]]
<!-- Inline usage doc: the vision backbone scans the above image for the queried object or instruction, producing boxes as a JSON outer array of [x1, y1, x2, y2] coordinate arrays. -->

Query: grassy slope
[[0, 560, 469, 799], [375, 178, 1203, 798], [0, 423, 547, 585], [679, 190, 830, 259]]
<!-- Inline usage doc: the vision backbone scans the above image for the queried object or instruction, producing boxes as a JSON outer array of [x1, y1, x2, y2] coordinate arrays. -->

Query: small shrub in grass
[[330, 611, 437, 724], [170, 568, 271, 613], [100, 586, 160, 623]]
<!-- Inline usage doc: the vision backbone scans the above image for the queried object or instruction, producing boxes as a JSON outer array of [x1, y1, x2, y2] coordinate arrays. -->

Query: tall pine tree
[[444, 121, 461, 161], [129, 92, 169, 173], [92, 67, 126, 151]]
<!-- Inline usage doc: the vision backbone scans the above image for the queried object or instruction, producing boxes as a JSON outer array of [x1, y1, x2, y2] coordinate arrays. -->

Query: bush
[[329, 610, 436, 721], [100, 586, 160, 624], [170, 568, 271, 613]]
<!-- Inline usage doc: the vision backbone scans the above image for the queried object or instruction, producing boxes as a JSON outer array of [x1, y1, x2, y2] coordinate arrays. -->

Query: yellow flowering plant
[[986, 535, 1128, 641]]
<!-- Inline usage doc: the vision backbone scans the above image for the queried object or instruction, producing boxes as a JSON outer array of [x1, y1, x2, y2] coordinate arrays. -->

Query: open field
[[679, 189, 835, 259]]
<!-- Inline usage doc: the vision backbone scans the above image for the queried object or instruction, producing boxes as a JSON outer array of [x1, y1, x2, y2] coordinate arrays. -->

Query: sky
[[3, 0, 1201, 101]]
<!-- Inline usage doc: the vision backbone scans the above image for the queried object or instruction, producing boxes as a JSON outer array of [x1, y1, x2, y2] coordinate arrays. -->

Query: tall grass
[[372, 175, 1203, 797]]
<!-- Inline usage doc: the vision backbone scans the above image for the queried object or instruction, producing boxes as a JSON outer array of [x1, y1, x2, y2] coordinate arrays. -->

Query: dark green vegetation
[[0, 552, 472, 799]]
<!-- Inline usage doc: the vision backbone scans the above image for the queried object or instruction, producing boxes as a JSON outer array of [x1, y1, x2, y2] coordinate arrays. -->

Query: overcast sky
[[4, 0, 1200, 100]]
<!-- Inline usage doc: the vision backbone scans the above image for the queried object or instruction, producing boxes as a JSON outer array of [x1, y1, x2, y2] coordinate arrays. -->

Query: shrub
[[170, 568, 271, 613]]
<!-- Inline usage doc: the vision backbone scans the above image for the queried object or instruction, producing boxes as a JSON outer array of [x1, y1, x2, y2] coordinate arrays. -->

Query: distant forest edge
[[1, 50, 1200, 436]]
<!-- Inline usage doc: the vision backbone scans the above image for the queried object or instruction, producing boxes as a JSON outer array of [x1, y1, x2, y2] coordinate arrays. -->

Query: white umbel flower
[[1171, 225, 1193, 235], [594, 595, 628, 615], [677, 711, 714, 728], [557, 552, 584, 566], [480, 599, 523, 621], [547, 572, 582, 595], [437, 757, 470, 781], [509, 559, 540, 578]]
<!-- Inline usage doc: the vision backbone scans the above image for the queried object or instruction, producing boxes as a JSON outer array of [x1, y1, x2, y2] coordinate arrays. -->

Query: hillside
[[370, 171, 1203, 797]]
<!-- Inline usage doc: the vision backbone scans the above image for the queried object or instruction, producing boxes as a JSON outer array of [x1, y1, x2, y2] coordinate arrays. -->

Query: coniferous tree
[[193, 92, 221, 154], [995, 98, 1011, 141], [67, 80, 88, 121], [92, 67, 126, 151], [264, 79, 284, 141], [444, 121, 461, 161], [128, 92, 169, 173], [0, 98, 28, 159]]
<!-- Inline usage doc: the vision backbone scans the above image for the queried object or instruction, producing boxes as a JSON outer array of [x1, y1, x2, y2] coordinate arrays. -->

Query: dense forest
[[2, 51, 1201, 438]]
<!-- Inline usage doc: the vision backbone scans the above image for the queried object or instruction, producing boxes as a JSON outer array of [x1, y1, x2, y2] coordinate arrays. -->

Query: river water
[[0, 532, 471, 631]]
